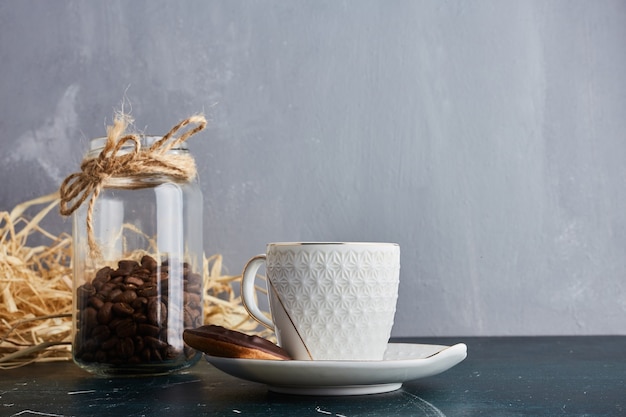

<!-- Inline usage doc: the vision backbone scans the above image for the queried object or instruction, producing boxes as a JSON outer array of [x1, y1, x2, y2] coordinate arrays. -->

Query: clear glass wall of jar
[[72, 136, 204, 376]]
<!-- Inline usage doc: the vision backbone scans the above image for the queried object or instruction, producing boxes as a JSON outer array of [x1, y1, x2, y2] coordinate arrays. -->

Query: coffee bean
[[141, 255, 158, 273], [124, 276, 144, 287], [185, 283, 202, 294], [131, 297, 148, 309], [184, 292, 201, 305], [145, 336, 168, 349], [101, 336, 118, 351], [94, 266, 113, 283], [117, 260, 139, 274], [108, 288, 123, 302], [115, 318, 137, 338], [111, 276, 124, 284], [134, 335, 145, 354], [147, 299, 167, 325], [83, 337, 99, 353], [136, 267, 151, 277], [110, 269, 125, 279], [165, 345, 180, 360], [183, 305, 202, 328], [151, 348, 163, 362], [112, 302, 134, 317], [183, 311, 193, 328], [88, 296, 104, 310], [76, 285, 95, 309], [77, 283, 96, 298], [140, 347, 151, 362], [132, 312, 148, 323], [113, 289, 137, 304], [75, 257, 203, 367], [81, 307, 98, 329], [187, 272, 202, 286], [92, 280, 104, 291], [98, 282, 118, 299], [138, 323, 160, 337], [117, 337, 135, 359], [138, 284, 158, 298], [107, 317, 123, 332], [91, 325, 111, 342], [97, 302, 113, 324]]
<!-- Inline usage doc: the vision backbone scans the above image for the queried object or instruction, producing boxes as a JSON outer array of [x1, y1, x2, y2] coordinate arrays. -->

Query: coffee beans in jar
[[73, 255, 203, 376]]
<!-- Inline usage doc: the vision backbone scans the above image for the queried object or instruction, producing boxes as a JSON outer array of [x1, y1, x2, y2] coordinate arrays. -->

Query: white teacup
[[241, 242, 400, 361]]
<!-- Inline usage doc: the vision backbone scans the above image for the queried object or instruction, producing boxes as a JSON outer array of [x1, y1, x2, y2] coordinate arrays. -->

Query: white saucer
[[204, 342, 467, 396]]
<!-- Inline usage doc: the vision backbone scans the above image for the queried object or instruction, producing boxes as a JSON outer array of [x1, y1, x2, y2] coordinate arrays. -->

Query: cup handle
[[241, 254, 274, 330]]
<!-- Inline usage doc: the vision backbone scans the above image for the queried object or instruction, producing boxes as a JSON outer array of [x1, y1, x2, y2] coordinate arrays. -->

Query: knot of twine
[[59, 114, 207, 257]]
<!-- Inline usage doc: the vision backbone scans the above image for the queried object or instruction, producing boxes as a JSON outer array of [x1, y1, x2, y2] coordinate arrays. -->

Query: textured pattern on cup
[[266, 243, 400, 360]]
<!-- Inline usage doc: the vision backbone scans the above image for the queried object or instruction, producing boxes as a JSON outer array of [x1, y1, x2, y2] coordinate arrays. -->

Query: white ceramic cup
[[241, 242, 400, 361]]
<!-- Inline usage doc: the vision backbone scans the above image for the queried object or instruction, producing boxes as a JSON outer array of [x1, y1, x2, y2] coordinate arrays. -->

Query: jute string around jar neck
[[58, 114, 207, 258]]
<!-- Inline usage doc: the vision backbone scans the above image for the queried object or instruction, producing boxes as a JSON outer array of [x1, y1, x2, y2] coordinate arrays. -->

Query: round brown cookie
[[183, 324, 291, 360]]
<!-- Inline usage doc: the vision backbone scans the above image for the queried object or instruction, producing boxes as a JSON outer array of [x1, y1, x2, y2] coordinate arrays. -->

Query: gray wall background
[[1, 1, 625, 337]]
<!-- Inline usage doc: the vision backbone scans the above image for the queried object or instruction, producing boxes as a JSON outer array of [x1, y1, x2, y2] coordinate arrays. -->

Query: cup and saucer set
[[203, 242, 467, 396]]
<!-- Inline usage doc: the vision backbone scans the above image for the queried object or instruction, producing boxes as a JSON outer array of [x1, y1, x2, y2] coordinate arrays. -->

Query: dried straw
[[0, 193, 269, 369]]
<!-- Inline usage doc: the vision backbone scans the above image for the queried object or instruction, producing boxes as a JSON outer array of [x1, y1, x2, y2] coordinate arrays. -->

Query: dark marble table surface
[[1, 336, 624, 416]]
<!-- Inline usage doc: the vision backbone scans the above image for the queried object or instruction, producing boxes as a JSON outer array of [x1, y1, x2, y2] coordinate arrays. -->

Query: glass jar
[[72, 136, 204, 376]]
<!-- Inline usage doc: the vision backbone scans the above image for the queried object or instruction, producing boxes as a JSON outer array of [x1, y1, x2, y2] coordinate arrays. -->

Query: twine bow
[[59, 114, 207, 257]]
